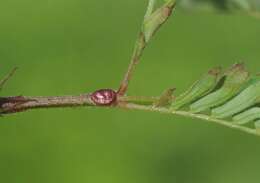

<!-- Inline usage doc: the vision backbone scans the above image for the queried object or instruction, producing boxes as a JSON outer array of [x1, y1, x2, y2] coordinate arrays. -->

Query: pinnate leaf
[[169, 63, 260, 133]]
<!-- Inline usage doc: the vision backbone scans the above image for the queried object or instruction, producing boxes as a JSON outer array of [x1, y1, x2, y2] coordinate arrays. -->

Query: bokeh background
[[1, 0, 260, 183]]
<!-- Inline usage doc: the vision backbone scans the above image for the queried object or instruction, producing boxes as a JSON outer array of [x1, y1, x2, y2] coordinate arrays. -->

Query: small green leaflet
[[212, 77, 260, 118], [171, 67, 221, 110], [232, 107, 260, 125]]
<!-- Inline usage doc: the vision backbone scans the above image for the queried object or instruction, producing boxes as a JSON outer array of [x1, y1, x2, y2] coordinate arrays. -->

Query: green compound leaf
[[169, 63, 260, 135], [190, 63, 249, 113]]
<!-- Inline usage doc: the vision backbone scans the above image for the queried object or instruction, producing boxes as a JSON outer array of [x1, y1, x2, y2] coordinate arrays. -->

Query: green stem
[[118, 96, 159, 105], [120, 103, 260, 137]]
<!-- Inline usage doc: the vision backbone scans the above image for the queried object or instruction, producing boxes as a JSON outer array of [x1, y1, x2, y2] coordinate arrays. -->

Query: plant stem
[[117, 0, 176, 95], [117, 32, 146, 96], [119, 95, 159, 105], [117, 0, 154, 96], [0, 95, 94, 114], [1, 94, 259, 137], [0, 67, 18, 90], [2, 1, 258, 138], [120, 103, 260, 137]]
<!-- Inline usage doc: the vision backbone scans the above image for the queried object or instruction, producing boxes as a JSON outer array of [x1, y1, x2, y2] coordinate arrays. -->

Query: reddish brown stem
[[0, 94, 94, 114], [117, 33, 146, 96]]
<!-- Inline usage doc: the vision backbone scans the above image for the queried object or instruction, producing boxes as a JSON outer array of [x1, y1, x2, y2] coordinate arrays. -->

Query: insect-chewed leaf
[[190, 63, 249, 113], [232, 107, 260, 125], [171, 67, 221, 110], [154, 88, 175, 107], [212, 77, 260, 118]]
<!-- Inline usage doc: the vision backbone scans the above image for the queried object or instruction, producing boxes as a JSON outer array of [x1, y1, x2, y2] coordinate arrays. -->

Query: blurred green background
[[1, 0, 260, 183]]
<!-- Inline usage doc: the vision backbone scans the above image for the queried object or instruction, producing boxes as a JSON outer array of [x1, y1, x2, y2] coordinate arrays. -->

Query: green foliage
[[233, 107, 260, 125], [190, 64, 249, 113], [143, 0, 176, 42], [170, 63, 260, 133], [1, 0, 260, 182], [171, 67, 221, 110], [179, 0, 260, 13]]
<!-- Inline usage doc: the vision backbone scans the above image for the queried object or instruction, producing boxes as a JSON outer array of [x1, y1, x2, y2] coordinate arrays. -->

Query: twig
[[1, 1, 259, 138], [117, 0, 176, 95], [0, 95, 94, 114], [0, 95, 166, 114], [1, 94, 259, 137], [0, 67, 18, 90]]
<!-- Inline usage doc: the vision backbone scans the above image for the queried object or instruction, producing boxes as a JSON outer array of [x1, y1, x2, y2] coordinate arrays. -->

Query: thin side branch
[[118, 0, 176, 95], [117, 32, 146, 95], [0, 67, 18, 90]]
